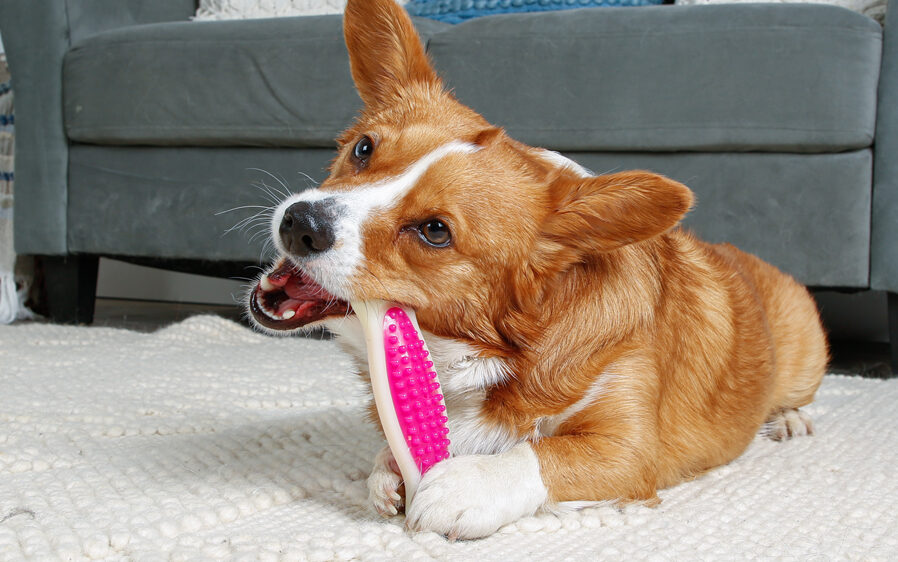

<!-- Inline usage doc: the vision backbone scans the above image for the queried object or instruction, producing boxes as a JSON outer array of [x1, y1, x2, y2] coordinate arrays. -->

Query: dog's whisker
[[248, 167, 294, 200], [222, 203, 273, 221], [259, 239, 275, 264], [222, 209, 275, 238], [251, 180, 287, 206], [296, 171, 320, 189], [225, 210, 272, 231], [243, 220, 273, 235], [239, 213, 274, 230], [214, 204, 272, 216], [246, 227, 271, 240], [245, 221, 271, 234], [220, 213, 271, 235], [249, 177, 288, 205], [248, 230, 272, 245]]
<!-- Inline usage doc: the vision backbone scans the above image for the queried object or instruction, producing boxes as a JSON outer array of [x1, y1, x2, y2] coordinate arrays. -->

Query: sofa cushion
[[570, 150, 872, 287], [429, 4, 882, 152], [65, 144, 871, 287], [64, 5, 881, 152], [63, 15, 450, 148]]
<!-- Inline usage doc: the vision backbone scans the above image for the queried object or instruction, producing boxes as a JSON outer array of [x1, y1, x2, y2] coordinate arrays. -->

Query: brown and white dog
[[247, 0, 828, 540]]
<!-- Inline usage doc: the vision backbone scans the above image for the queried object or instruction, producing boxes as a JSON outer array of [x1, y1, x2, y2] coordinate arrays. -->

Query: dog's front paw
[[368, 446, 404, 517], [406, 442, 547, 540]]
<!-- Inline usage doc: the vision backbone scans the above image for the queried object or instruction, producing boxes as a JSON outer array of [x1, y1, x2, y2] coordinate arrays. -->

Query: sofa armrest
[[0, 0, 73, 255], [872, 0, 898, 293], [0, 0, 196, 256]]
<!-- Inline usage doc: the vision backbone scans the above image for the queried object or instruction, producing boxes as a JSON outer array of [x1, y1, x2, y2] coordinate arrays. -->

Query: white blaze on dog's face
[[268, 137, 481, 302]]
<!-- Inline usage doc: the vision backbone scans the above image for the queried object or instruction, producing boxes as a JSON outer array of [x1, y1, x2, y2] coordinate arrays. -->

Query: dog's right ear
[[343, 0, 442, 108]]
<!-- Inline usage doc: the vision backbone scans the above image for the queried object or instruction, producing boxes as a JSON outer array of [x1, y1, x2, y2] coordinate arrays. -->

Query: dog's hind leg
[[753, 265, 828, 442], [712, 243, 828, 441], [762, 279, 828, 439], [762, 407, 814, 441]]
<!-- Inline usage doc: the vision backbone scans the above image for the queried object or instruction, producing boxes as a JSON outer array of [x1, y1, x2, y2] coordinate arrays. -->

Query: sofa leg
[[40, 255, 99, 325], [890, 292, 898, 376]]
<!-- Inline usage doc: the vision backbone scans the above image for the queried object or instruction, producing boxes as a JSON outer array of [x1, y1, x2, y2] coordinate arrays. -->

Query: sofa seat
[[63, 15, 450, 148], [64, 4, 881, 152]]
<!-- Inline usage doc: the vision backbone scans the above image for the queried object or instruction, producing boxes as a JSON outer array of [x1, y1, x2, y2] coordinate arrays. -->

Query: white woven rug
[[1, 315, 896, 560]]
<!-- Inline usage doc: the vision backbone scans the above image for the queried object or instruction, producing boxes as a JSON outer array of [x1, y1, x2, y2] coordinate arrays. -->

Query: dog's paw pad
[[763, 408, 814, 441]]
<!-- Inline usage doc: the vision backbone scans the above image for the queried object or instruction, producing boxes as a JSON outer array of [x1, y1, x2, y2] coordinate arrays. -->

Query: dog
[[247, 0, 828, 540]]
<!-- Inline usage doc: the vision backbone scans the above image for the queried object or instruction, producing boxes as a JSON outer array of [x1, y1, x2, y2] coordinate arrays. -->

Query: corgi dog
[[247, 0, 828, 540]]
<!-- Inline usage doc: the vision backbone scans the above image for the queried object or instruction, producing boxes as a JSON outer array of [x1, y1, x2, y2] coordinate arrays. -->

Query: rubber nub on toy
[[352, 300, 451, 507]]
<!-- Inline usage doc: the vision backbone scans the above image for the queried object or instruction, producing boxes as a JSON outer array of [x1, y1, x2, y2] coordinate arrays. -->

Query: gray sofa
[[1, 0, 896, 369]]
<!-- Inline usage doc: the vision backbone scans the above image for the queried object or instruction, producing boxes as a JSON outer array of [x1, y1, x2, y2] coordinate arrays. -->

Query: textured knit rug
[[1, 315, 896, 561]]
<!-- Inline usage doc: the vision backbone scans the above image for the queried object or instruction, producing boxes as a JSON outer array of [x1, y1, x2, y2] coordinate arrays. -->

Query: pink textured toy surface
[[383, 307, 450, 473]]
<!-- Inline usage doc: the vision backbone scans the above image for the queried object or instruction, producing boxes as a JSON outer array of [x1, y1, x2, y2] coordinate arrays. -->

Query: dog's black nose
[[279, 201, 336, 257]]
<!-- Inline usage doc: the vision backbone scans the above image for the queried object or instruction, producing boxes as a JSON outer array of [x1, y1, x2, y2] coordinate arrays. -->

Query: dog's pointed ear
[[343, 0, 441, 108], [541, 171, 694, 255], [511, 171, 693, 312]]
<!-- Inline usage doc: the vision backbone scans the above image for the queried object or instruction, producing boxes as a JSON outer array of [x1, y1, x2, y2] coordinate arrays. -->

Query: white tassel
[[0, 271, 36, 324], [0, 271, 16, 324]]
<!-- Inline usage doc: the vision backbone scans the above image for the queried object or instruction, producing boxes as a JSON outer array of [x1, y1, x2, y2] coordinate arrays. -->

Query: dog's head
[[247, 0, 693, 349]]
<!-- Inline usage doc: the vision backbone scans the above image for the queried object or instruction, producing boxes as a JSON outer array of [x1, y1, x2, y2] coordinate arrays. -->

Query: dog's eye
[[418, 219, 451, 247], [352, 135, 374, 166]]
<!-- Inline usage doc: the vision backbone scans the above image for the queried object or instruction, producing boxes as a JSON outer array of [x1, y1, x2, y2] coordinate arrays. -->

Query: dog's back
[[592, 229, 828, 491]]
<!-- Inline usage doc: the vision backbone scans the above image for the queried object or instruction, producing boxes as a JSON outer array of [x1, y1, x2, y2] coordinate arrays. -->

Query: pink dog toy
[[353, 300, 451, 506]]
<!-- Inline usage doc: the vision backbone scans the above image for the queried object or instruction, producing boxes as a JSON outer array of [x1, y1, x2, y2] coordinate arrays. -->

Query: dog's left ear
[[541, 170, 694, 255], [343, 0, 441, 108], [503, 170, 693, 341]]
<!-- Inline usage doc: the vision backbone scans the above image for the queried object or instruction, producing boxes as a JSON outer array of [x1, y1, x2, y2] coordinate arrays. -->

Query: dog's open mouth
[[249, 259, 351, 331]]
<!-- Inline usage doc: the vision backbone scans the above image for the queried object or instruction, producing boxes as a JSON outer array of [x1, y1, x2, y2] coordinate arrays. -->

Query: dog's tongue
[[267, 264, 320, 315]]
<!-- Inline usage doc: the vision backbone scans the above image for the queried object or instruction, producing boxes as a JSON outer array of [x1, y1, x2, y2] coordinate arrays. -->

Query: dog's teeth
[[260, 275, 275, 292], [282, 310, 296, 320]]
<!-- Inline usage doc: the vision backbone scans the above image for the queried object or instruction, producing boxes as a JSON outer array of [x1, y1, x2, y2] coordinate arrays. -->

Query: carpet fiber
[[1, 315, 896, 560]]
